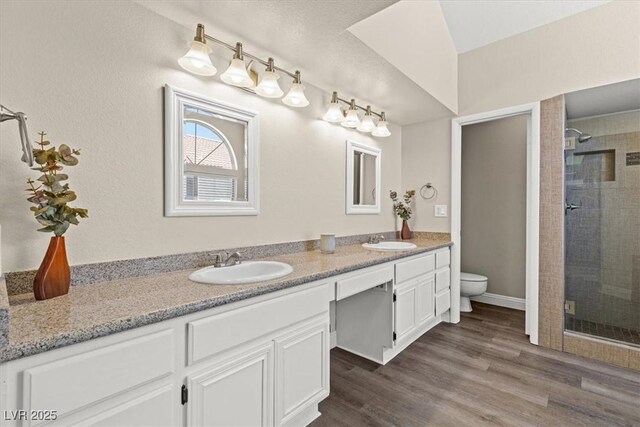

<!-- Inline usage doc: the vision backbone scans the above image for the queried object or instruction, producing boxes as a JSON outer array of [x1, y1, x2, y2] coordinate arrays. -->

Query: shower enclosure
[[563, 109, 640, 346]]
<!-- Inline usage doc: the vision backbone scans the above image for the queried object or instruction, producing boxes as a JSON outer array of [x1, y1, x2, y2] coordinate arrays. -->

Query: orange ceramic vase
[[33, 236, 70, 300], [401, 220, 411, 240]]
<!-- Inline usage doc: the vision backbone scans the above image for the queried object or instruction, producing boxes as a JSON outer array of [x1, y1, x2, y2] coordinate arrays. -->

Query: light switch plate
[[434, 205, 448, 217], [565, 137, 576, 150]]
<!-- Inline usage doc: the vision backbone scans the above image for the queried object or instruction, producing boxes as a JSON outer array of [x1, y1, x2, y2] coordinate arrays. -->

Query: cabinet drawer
[[435, 268, 450, 293], [395, 253, 435, 284], [188, 284, 331, 364], [23, 329, 174, 425], [435, 290, 451, 315], [77, 384, 175, 427], [435, 249, 450, 269], [336, 265, 393, 301]]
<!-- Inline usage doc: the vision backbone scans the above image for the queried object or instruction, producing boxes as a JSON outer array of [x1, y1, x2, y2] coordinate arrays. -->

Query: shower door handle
[[565, 200, 582, 214]]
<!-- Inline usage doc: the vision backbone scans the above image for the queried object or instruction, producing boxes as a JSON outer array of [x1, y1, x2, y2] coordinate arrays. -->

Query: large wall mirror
[[346, 140, 381, 214], [164, 85, 259, 216]]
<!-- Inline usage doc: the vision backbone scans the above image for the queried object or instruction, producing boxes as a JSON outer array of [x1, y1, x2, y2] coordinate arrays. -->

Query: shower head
[[578, 134, 592, 143], [566, 127, 592, 143]]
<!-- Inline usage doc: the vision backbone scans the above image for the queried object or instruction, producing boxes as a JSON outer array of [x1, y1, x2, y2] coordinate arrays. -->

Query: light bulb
[[341, 109, 360, 128], [357, 107, 376, 132], [323, 91, 343, 122], [341, 99, 360, 128], [255, 60, 284, 98], [221, 58, 254, 87], [323, 103, 343, 122], [282, 83, 309, 107], [282, 71, 309, 107], [372, 120, 391, 137], [178, 40, 217, 76]]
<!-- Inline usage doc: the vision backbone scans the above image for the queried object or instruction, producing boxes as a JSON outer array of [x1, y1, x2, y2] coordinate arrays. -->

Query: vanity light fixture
[[372, 112, 391, 138], [323, 92, 391, 137], [357, 106, 376, 133], [177, 24, 217, 76], [322, 92, 343, 123], [220, 43, 255, 88], [178, 24, 309, 107], [282, 71, 310, 107], [341, 99, 360, 128], [255, 58, 284, 98]]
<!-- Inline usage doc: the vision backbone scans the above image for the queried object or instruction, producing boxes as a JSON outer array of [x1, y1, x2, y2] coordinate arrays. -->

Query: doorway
[[451, 103, 540, 345]]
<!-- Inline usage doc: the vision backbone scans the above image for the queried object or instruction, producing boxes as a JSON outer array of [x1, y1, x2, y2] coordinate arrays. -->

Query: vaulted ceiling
[[136, 0, 616, 125], [439, 0, 612, 53]]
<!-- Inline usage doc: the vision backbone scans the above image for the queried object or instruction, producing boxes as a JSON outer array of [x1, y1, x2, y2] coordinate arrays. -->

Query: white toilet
[[460, 272, 488, 312]]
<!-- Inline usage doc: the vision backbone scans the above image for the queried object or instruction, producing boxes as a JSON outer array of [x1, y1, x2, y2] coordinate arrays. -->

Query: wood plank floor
[[311, 303, 640, 427]]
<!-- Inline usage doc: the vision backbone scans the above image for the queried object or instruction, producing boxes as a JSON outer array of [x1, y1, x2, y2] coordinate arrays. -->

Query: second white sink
[[362, 241, 417, 251], [189, 261, 293, 285]]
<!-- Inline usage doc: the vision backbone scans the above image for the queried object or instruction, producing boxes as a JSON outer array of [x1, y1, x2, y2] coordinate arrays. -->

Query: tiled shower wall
[[564, 118, 640, 333], [539, 96, 566, 351], [539, 97, 640, 370]]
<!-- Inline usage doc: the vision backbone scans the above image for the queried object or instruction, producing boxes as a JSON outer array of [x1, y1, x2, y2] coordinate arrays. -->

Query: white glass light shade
[[282, 83, 309, 107], [341, 109, 360, 128], [357, 114, 376, 132], [178, 41, 217, 76], [322, 103, 343, 123], [221, 58, 255, 87], [255, 71, 284, 98], [372, 120, 391, 137]]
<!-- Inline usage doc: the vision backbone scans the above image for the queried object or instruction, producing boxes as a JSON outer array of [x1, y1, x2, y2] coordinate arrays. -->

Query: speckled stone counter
[[0, 278, 8, 347], [0, 235, 451, 363]]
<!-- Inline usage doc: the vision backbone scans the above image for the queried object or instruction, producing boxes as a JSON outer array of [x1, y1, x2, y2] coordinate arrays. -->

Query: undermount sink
[[362, 241, 417, 251], [189, 261, 293, 285]]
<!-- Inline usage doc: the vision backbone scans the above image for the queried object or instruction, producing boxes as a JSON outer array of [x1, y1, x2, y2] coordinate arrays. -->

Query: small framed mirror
[[346, 140, 381, 214], [164, 85, 259, 216]]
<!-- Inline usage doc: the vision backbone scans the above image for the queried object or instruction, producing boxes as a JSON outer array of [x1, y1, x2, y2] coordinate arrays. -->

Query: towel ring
[[420, 182, 438, 200]]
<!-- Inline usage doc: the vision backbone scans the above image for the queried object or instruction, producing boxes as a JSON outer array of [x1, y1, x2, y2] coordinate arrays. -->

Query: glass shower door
[[564, 115, 640, 346]]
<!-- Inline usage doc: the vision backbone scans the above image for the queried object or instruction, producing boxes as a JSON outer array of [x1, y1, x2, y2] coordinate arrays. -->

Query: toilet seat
[[461, 272, 487, 282]]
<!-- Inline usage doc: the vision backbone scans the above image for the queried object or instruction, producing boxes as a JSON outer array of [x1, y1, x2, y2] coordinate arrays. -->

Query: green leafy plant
[[25, 132, 88, 236], [390, 189, 415, 221]]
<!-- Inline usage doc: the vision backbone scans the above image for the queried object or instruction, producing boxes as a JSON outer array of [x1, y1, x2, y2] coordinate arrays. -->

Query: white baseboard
[[471, 292, 526, 311], [330, 331, 337, 349]]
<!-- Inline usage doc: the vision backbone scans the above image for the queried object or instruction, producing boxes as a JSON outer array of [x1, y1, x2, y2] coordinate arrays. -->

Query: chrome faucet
[[213, 251, 243, 267], [367, 235, 386, 244]]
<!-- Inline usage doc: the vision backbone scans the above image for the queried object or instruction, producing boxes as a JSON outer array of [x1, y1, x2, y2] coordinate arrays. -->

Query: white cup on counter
[[320, 233, 336, 254]]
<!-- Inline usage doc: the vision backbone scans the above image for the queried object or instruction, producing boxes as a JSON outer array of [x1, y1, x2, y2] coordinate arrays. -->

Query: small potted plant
[[390, 190, 415, 240], [26, 132, 88, 300]]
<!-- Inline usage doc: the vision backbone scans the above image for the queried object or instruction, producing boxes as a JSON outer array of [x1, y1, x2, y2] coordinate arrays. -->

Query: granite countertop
[[0, 236, 451, 363]]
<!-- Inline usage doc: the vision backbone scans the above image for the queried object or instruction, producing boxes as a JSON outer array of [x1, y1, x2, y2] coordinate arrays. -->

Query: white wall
[[458, 0, 640, 116], [461, 116, 528, 299], [401, 116, 453, 232], [0, 0, 401, 272], [401, 0, 640, 233], [348, 0, 458, 114]]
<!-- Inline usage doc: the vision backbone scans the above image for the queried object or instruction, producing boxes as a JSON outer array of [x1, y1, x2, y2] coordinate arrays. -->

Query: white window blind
[[184, 174, 236, 201]]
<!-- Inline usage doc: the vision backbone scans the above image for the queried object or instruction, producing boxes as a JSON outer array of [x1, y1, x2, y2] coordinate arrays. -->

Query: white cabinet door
[[187, 342, 274, 427], [394, 282, 417, 343], [416, 274, 435, 325], [274, 317, 329, 426]]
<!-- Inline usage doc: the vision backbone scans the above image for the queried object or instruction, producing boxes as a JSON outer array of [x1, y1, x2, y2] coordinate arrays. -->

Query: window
[[182, 119, 238, 202], [164, 85, 259, 216]]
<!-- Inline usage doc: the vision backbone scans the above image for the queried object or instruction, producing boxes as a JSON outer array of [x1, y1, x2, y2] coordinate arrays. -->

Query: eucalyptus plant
[[25, 132, 88, 236], [390, 189, 416, 221]]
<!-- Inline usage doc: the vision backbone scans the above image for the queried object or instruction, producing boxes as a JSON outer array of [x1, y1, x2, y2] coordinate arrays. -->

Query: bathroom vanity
[[336, 247, 451, 364], [0, 239, 451, 427]]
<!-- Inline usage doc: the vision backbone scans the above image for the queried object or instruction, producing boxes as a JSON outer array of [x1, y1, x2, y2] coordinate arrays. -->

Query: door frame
[[451, 102, 540, 345]]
